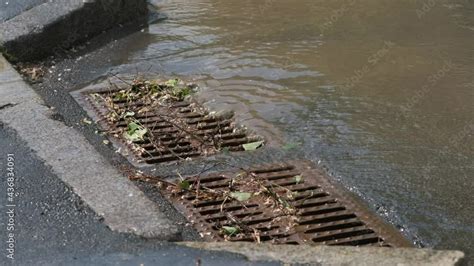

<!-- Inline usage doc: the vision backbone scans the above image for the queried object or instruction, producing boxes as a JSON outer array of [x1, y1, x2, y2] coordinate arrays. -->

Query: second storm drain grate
[[164, 161, 412, 247], [76, 88, 262, 165]]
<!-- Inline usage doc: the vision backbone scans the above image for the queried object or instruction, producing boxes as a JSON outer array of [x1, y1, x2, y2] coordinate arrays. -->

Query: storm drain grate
[[76, 87, 262, 165], [164, 161, 412, 247]]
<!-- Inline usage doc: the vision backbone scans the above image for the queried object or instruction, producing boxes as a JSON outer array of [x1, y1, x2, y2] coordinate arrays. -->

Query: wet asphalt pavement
[[0, 125, 276, 265]]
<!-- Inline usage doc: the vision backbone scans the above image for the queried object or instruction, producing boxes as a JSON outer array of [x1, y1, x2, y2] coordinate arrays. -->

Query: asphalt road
[[0, 125, 277, 265], [0, 0, 48, 22]]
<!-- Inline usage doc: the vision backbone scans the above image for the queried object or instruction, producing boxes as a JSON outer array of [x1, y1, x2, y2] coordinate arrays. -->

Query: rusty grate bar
[[164, 161, 412, 247], [78, 88, 262, 165]]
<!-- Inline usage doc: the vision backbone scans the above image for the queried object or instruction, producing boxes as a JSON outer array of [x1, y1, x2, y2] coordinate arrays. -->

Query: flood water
[[101, 0, 473, 257]]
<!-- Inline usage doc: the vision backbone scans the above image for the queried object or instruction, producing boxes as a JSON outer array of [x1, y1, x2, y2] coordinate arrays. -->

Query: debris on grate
[[74, 78, 264, 165], [153, 161, 412, 247]]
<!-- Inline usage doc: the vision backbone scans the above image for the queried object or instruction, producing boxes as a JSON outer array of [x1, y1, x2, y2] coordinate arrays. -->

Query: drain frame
[[163, 161, 413, 247], [71, 79, 264, 167]]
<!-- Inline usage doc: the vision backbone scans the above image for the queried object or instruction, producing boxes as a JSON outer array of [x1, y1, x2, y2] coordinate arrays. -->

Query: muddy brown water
[[74, 0, 474, 258]]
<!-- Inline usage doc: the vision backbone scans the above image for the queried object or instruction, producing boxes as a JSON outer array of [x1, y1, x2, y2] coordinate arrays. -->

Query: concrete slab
[[181, 242, 465, 266], [0, 0, 147, 62], [0, 0, 48, 23], [0, 54, 179, 239]]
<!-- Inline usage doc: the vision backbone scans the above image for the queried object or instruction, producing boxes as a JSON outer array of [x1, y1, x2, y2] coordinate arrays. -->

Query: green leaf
[[130, 84, 142, 93], [178, 180, 191, 190], [127, 122, 140, 133], [171, 86, 193, 100], [295, 175, 303, 184], [242, 141, 264, 151], [230, 191, 252, 201], [123, 128, 147, 142], [221, 226, 240, 236], [123, 122, 147, 142], [113, 90, 130, 100], [165, 79, 179, 87], [150, 83, 162, 93]]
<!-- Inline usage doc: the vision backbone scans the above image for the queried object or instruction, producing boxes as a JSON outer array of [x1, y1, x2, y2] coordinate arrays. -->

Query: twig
[[157, 113, 209, 146], [220, 196, 229, 213], [225, 213, 253, 233], [146, 120, 187, 161], [129, 173, 177, 187], [109, 72, 132, 86]]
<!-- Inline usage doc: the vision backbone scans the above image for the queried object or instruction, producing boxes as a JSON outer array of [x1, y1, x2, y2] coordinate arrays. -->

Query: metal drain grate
[[165, 161, 412, 247], [77, 88, 262, 165]]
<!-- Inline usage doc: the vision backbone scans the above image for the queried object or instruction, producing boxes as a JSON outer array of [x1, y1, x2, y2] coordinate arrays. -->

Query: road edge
[[180, 242, 465, 266], [0, 54, 180, 240]]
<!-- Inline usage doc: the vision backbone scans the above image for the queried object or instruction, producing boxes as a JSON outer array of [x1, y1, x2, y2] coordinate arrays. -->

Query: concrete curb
[[180, 242, 465, 266], [0, 54, 179, 239], [0, 0, 147, 62]]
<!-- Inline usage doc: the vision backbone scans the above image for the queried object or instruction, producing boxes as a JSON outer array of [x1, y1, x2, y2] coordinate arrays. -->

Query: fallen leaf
[[221, 226, 240, 236], [82, 118, 92, 125], [295, 175, 303, 184], [124, 122, 147, 142], [178, 180, 191, 190], [230, 191, 252, 201], [242, 141, 264, 151], [123, 111, 135, 118], [127, 122, 140, 132], [165, 79, 179, 87]]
